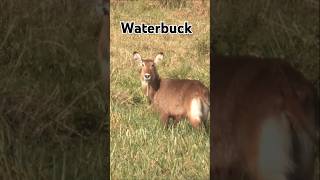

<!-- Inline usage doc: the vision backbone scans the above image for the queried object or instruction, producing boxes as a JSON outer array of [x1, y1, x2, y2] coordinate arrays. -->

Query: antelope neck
[[145, 77, 161, 101]]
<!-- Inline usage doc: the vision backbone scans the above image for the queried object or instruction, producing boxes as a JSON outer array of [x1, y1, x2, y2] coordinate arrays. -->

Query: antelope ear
[[133, 52, 142, 64], [154, 52, 164, 65]]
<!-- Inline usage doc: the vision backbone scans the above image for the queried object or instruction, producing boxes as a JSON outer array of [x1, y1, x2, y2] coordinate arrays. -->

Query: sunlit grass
[[110, 0, 210, 179]]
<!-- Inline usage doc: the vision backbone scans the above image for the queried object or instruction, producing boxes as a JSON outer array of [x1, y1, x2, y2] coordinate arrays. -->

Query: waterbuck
[[133, 52, 210, 128], [212, 55, 318, 180]]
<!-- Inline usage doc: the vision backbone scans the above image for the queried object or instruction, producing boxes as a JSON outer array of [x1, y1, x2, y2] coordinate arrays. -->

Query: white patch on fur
[[141, 80, 148, 89], [190, 98, 202, 122], [141, 80, 148, 95], [258, 113, 293, 180]]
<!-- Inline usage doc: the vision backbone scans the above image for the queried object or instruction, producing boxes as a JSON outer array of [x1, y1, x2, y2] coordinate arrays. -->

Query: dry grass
[[212, 0, 319, 88], [110, 0, 210, 179], [0, 0, 107, 179]]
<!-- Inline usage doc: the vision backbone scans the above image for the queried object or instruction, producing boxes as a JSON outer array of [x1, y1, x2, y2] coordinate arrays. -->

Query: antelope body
[[212, 55, 318, 180], [133, 52, 210, 128]]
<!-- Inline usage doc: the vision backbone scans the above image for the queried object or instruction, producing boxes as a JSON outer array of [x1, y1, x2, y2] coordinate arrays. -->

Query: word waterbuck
[[133, 52, 210, 128], [212, 55, 318, 180]]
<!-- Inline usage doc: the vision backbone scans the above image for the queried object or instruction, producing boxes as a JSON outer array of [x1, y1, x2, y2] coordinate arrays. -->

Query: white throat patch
[[141, 80, 149, 96]]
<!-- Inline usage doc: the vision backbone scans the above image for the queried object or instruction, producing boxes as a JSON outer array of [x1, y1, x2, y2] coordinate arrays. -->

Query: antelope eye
[[151, 64, 154, 67]]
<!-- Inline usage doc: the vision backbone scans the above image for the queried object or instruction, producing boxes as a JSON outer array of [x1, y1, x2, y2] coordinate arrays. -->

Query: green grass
[[0, 0, 107, 179], [110, 0, 210, 179], [1, 0, 317, 179], [212, 0, 319, 90], [111, 103, 209, 179]]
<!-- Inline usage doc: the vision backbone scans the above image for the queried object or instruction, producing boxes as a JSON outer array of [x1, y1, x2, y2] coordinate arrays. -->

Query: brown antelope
[[211, 55, 318, 180], [133, 52, 210, 128]]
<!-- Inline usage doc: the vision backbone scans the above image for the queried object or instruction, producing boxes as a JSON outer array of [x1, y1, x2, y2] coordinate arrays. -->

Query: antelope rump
[[212, 55, 318, 180]]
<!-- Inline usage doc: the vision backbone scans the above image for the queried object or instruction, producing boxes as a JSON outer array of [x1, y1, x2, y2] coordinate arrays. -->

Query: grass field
[[0, 0, 318, 179], [213, 0, 319, 90], [0, 0, 107, 179], [110, 0, 210, 179]]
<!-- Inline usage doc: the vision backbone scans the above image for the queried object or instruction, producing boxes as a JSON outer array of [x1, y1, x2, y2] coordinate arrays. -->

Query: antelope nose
[[144, 74, 151, 80]]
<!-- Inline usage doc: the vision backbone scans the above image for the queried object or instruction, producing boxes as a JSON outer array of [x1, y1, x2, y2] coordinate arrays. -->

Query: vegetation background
[[0, 0, 107, 179], [110, 0, 210, 179], [0, 0, 318, 179], [212, 0, 319, 179], [212, 0, 319, 91]]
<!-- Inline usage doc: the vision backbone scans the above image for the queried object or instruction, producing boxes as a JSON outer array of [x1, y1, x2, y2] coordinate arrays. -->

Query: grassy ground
[[1, 0, 318, 179], [0, 0, 107, 179], [212, 0, 319, 90], [110, 0, 210, 179]]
